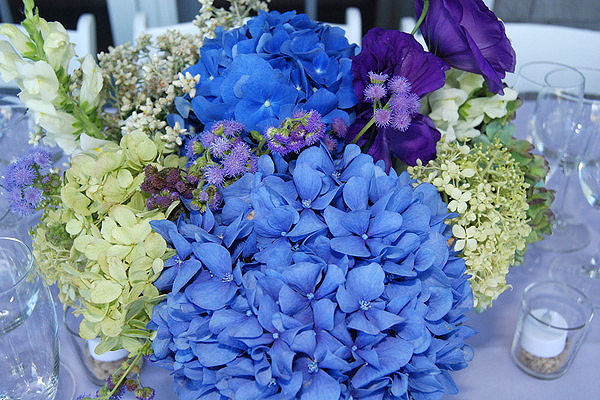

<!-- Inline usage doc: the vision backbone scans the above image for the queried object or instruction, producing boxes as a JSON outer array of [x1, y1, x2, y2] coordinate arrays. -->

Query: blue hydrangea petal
[[293, 164, 323, 205], [186, 277, 237, 310], [302, 369, 341, 400], [172, 259, 202, 294], [330, 235, 369, 257], [192, 342, 241, 367], [343, 176, 369, 211], [425, 286, 453, 322], [192, 243, 232, 277], [346, 263, 385, 302]]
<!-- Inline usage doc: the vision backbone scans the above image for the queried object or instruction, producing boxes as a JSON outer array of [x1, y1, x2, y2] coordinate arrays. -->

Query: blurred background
[[0, 0, 599, 53]]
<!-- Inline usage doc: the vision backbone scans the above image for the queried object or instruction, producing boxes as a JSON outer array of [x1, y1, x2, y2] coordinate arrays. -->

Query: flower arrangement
[[0, 0, 554, 399]]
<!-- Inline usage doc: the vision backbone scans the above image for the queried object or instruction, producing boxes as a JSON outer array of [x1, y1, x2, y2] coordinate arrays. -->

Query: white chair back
[[132, 7, 363, 47]]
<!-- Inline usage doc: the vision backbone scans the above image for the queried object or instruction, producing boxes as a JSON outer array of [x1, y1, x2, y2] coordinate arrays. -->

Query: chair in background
[[132, 7, 363, 46]]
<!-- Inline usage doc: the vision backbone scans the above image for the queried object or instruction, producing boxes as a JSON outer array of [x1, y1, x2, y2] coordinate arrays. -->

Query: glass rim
[[575, 67, 600, 105], [519, 61, 585, 90], [522, 280, 594, 331], [0, 236, 34, 295]]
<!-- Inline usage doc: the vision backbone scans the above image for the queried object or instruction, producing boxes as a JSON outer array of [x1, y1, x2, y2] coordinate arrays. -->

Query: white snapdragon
[[426, 69, 519, 142], [0, 40, 22, 81], [80, 54, 103, 109], [463, 87, 518, 120], [0, 24, 33, 56], [17, 60, 60, 102], [79, 132, 113, 153], [428, 87, 468, 124], [39, 20, 75, 72]]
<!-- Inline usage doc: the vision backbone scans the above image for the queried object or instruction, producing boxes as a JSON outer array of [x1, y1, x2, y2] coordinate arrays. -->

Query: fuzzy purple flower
[[415, 0, 516, 94], [204, 165, 225, 185], [363, 83, 387, 102], [23, 186, 43, 207], [388, 75, 412, 96], [331, 117, 348, 137], [209, 136, 231, 158], [265, 109, 329, 156], [374, 108, 392, 127], [201, 132, 218, 148], [348, 28, 447, 170]]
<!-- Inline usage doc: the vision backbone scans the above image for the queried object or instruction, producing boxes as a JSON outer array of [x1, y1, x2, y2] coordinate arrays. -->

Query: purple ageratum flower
[[348, 28, 447, 170], [415, 0, 516, 94], [204, 165, 225, 186], [25, 147, 53, 168], [22, 186, 43, 207], [209, 136, 231, 158], [363, 83, 387, 102], [3, 160, 36, 188], [373, 108, 392, 127], [266, 109, 327, 156]]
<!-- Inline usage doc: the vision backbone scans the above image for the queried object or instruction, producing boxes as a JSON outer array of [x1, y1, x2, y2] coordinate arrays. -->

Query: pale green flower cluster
[[424, 69, 519, 142], [32, 132, 180, 353], [409, 140, 532, 310]]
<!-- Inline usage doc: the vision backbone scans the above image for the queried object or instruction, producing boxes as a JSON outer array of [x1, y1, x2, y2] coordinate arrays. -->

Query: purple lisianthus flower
[[415, 0, 516, 94], [348, 28, 447, 170]]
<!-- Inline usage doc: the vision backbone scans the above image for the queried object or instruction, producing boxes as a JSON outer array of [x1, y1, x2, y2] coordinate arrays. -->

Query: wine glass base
[[550, 253, 600, 308], [56, 362, 76, 400], [535, 221, 590, 253]]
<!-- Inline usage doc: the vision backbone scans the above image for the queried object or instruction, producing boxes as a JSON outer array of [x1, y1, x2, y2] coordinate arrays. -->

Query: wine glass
[[551, 67, 600, 306], [528, 65, 590, 253], [0, 237, 59, 399]]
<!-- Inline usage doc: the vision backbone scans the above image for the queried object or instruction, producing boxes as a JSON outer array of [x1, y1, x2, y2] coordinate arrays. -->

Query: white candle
[[520, 308, 568, 358], [87, 337, 129, 362]]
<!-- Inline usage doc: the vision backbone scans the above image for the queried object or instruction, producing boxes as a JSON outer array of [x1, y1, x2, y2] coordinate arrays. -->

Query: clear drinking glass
[[551, 68, 600, 306], [511, 281, 594, 379], [529, 65, 590, 252], [0, 237, 59, 399], [0, 95, 32, 225]]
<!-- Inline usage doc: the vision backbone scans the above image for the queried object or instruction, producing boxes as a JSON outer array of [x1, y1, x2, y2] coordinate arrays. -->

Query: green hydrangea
[[409, 140, 532, 310], [32, 131, 181, 354]]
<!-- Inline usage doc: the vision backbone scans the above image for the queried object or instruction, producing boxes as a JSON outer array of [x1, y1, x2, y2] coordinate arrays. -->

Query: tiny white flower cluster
[[424, 69, 518, 142], [161, 121, 188, 149], [173, 71, 201, 99], [194, 0, 270, 41]]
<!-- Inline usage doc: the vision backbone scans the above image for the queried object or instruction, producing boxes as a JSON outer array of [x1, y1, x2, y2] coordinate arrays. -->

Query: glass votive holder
[[511, 281, 594, 379]]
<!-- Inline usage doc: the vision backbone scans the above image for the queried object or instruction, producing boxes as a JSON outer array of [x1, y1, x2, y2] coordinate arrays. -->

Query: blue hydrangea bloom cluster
[[1, 146, 54, 216], [148, 144, 474, 400], [171, 10, 358, 136]]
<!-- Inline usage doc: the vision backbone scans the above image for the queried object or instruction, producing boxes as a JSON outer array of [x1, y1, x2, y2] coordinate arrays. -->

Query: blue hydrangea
[[170, 10, 358, 138], [148, 144, 474, 400]]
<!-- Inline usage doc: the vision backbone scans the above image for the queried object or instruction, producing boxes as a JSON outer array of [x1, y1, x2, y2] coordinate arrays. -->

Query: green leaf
[[79, 319, 101, 340], [90, 280, 122, 303], [93, 336, 121, 355]]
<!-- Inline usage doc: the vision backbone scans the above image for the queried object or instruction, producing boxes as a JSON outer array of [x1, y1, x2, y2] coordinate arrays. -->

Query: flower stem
[[351, 117, 376, 144], [106, 340, 150, 398], [411, 0, 430, 35]]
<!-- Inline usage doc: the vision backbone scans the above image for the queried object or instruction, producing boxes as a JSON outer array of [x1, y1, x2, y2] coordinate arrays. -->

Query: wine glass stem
[[553, 168, 572, 226]]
